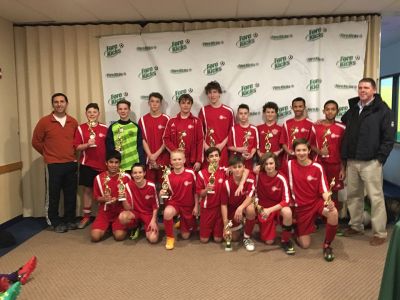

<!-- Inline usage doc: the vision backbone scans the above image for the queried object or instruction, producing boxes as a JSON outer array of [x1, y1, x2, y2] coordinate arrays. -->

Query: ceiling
[[0, 0, 400, 48]]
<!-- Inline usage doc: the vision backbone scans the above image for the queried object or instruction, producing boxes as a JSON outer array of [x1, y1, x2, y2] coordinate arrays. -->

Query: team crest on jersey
[[272, 129, 278, 135], [307, 175, 317, 181], [158, 125, 165, 130], [218, 178, 223, 183], [99, 133, 105, 138], [184, 180, 193, 186], [171, 123, 176, 127], [188, 124, 194, 129], [300, 128, 309, 133], [271, 186, 280, 192], [331, 133, 339, 139], [219, 115, 227, 120], [145, 195, 154, 200]]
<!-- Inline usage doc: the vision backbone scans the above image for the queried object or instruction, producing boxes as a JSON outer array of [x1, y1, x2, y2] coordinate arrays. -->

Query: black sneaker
[[66, 222, 78, 230], [281, 240, 295, 255], [323, 246, 335, 262], [54, 223, 68, 233]]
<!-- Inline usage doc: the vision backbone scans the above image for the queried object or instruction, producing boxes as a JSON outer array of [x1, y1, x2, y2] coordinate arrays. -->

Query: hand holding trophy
[[321, 128, 331, 158], [178, 131, 187, 151], [87, 120, 97, 148], [115, 127, 124, 153], [103, 175, 113, 211], [207, 160, 218, 194], [224, 220, 233, 252], [264, 131, 272, 153], [208, 128, 216, 147], [117, 170, 126, 202], [252, 196, 268, 221], [323, 177, 336, 212], [160, 165, 171, 199]]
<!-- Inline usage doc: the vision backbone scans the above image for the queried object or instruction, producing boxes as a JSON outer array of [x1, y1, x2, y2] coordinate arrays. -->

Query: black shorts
[[79, 164, 100, 188]]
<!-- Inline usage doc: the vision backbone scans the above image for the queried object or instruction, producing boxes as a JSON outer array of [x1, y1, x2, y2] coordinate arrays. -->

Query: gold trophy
[[243, 130, 251, 148], [224, 220, 233, 252], [208, 128, 216, 147], [87, 121, 97, 148], [321, 128, 332, 158], [160, 165, 171, 199], [117, 170, 126, 202], [290, 127, 299, 144], [207, 160, 218, 194], [103, 175, 112, 211], [178, 131, 187, 151], [324, 177, 336, 207], [264, 131, 272, 153], [115, 127, 124, 153], [252, 196, 268, 221]]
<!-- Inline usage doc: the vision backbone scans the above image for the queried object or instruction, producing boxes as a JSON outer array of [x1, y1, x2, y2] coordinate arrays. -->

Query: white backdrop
[[99, 21, 367, 125]]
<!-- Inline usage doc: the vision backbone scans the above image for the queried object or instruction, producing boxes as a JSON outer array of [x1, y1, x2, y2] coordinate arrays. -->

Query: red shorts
[[322, 162, 344, 191], [227, 206, 246, 228], [92, 209, 126, 232], [258, 210, 281, 241], [294, 201, 325, 236], [200, 206, 223, 239], [168, 204, 195, 234], [126, 211, 154, 232]]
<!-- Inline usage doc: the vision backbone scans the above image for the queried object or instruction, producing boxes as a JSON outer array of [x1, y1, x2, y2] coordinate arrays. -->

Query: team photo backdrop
[[99, 21, 367, 125]]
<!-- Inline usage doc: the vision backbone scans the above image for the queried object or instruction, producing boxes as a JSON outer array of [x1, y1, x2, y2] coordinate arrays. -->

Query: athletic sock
[[281, 224, 292, 242], [324, 223, 338, 247], [164, 219, 174, 238], [83, 207, 91, 218], [244, 218, 256, 237]]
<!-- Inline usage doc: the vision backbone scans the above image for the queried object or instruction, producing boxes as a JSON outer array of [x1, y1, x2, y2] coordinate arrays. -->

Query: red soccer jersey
[[280, 118, 316, 151], [74, 123, 108, 172], [221, 174, 255, 209], [257, 123, 282, 154], [125, 180, 159, 215], [199, 104, 235, 166], [228, 124, 259, 168], [196, 167, 226, 209], [167, 168, 196, 207], [163, 113, 204, 166], [256, 172, 291, 208], [313, 121, 345, 164], [287, 160, 328, 207], [138, 113, 170, 166], [93, 171, 131, 213]]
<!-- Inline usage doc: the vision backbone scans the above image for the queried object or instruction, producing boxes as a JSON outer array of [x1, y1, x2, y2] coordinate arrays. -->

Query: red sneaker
[[18, 256, 37, 284]]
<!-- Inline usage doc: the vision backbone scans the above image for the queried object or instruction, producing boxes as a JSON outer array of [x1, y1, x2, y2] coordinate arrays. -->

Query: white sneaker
[[243, 238, 255, 251]]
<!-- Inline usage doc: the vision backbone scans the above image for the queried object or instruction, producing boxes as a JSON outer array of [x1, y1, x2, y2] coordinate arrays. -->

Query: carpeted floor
[[1, 226, 388, 300]]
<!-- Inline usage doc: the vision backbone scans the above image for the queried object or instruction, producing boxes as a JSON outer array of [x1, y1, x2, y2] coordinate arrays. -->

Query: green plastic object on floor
[[0, 281, 21, 300]]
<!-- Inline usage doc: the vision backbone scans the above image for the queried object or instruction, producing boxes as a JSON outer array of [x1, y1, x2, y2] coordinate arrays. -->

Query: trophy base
[[118, 197, 126, 202], [207, 191, 215, 194], [225, 244, 233, 252], [89, 145, 97, 148]]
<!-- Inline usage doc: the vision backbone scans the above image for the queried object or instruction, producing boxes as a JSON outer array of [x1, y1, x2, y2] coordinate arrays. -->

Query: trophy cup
[[324, 177, 336, 208], [264, 131, 272, 153], [224, 220, 233, 252], [160, 165, 171, 199], [243, 130, 251, 148], [208, 128, 216, 147], [87, 121, 97, 147], [117, 170, 126, 202], [207, 161, 218, 194], [115, 127, 124, 153], [290, 127, 299, 144], [103, 175, 112, 211], [321, 128, 332, 158], [252, 196, 268, 221], [178, 131, 187, 151]]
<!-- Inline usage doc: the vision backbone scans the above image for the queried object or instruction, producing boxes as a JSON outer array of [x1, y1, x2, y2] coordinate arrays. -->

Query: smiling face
[[170, 151, 185, 170], [207, 89, 221, 105], [294, 143, 311, 164], [264, 108, 277, 123], [131, 166, 145, 185], [106, 157, 121, 174], [323, 103, 338, 121], [86, 107, 100, 122], [358, 81, 376, 104], [52, 95, 68, 115], [263, 157, 277, 175], [292, 100, 306, 119], [117, 103, 130, 121]]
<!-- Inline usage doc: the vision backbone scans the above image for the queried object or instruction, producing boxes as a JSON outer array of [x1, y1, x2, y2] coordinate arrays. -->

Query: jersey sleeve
[[93, 174, 103, 201], [196, 171, 206, 195], [73, 126, 84, 148]]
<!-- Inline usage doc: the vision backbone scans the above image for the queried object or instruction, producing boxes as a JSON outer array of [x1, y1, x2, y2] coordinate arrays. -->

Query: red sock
[[244, 218, 255, 237], [324, 223, 338, 247], [83, 207, 91, 218], [281, 225, 292, 242], [164, 219, 174, 238]]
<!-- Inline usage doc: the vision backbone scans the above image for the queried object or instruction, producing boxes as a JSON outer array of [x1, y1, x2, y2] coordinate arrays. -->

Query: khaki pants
[[346, 159, 387, 238]]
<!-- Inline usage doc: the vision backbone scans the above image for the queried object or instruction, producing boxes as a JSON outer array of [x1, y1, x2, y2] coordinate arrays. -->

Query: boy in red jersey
[[257, 102, 283, 159], [256, 152, 295, 255], [312, 100, 346, 208], [138, 92, 170, 184], [90, 150, 131, 242], [74, 103, 108, 229], [221, 156, 257, 251], [118, 163, 159, 243], [161, 150, 198, 250], [163, 94, 203, 172], [199, 81, 235, 167], [287, 139, 338, 261], [228, 104, 259, 170], [280, 97, 315, 175]]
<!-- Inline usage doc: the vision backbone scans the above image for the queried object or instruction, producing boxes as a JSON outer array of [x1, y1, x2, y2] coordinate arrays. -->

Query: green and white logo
[[202, 40, 224, 47], [272, 84, 294, 91], [136, 46, 157, 51], [108, 92, 128, 106], [236, 33, 258, 48], [106, 72, 127, 78], [305, 27, 327, 41], [338, 106, 349, 117], [307, 57, 324, 63], [270, 34, 293, 40], [278, 106, 291, 119], [271, 55, 293, 70], [306, 79, 322, 92], [237, 63, 259, 70], [238, 83, 259, 97], [339, 33, 363, 39], [336, 55, 360, 68], [170, 68, 192, 74], [203, 61, 225, 76], [172, 88, 194, 102], [334, 84, 357, 90], [104, 43, 124, 57], [169, 39, 190, 53], [307, 107, 320, 113], [140, 95, 148, 101], [138, 66, 158, 80]]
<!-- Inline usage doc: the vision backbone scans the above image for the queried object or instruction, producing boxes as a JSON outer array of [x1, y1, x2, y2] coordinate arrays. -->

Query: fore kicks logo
[[172, 88, 194, 102], [138, 66, 158, 80], [271, 55, 293, 70], [169, 39, 190, 53], [108, 92, 128, 106], [306, 79, 322, 92], [238, 83, 259, 97], [104, 43, 124, 57], [305, 27, 327, 41], [203, 61, 225, 76], [236, 33, 258, 48], [336, 55, 360, 68]]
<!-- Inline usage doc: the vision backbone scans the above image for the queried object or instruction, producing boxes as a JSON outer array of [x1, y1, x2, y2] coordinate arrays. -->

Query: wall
[[0, 17, 22, 223]]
